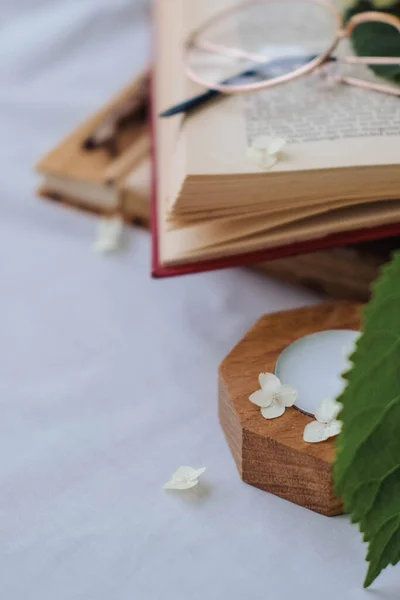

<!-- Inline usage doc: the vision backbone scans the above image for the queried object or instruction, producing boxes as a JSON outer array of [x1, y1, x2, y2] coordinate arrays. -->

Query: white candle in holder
[[275, 329, 359, 416]]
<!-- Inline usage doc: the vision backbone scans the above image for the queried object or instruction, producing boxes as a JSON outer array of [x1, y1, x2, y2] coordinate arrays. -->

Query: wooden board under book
[[36, 71, 151, 225], [256, 241, 397, 301]]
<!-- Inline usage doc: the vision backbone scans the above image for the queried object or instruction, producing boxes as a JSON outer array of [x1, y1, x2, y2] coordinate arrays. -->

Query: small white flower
[[249, 373, 297, 419], [163, 466, 206, 491], [246, 136, 286, 170], [303, 398, 342, 443], [93, 215, 124, 254]]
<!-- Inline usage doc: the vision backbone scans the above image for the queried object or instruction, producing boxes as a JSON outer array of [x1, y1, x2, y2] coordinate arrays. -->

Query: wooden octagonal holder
[[219, 301, 361, 517]]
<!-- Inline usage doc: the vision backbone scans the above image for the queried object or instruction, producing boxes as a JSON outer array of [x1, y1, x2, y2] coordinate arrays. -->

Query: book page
[[163, 195, 400, 256], [171, 0, 400, 182], [244, 71, 400, 146], [156, 0, 400, 265], [181, 200, 400, 263]]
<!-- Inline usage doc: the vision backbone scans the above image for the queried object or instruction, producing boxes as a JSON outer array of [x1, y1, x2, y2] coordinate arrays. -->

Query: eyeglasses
[[161, 0, 400, 117]]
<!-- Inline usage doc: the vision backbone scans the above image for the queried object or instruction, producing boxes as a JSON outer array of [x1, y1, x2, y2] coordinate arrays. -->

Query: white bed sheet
[[1, 1, 399, 598]]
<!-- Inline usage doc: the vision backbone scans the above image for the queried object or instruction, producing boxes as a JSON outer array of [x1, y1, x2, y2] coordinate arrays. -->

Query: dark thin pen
[[160, 71, 253, 117], [160, 54, 336, 118]]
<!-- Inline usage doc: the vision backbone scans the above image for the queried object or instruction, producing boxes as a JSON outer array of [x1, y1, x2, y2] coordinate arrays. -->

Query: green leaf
[[334, 251, 400, 587], [344, 0, 400, 82]]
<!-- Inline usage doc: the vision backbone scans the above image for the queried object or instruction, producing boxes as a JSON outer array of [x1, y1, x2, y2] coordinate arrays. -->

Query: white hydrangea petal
[[261, 401, 285, 419], [266, 137, 286, 155], [171, 466, 200, 482], [330, 399, 342, 420], [93, 216, 124, 254], [248, 136, 286, 170], [261, 154, 278, 170], [252, 135, 286, 152], [303, 421, 330, 443], [163, 478, 198, 490], [278, 384, 297, 407], [325, 419, 342, 439], [259, 373, 281, 393], [163, 466, 206, 491], [249, 389, 271, 408], [246, 146, 263, 163], [252, 135, 276, 150], [315, 398, 342, 424], [190, 467, 207, 480]]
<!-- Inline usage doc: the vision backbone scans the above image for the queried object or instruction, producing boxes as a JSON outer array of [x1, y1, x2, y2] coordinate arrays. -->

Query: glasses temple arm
[[342, 56, 400, 65], [189, 40, 277, 64], [334, 74, 400, 96], [191, 39, 400, 66]]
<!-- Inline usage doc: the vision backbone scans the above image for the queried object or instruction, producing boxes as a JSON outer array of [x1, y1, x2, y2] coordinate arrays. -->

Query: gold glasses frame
[[183, 0, 400, 97]]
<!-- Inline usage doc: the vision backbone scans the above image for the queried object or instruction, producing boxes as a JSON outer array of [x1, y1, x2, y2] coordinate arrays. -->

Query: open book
[[153, 0, 400, 275]]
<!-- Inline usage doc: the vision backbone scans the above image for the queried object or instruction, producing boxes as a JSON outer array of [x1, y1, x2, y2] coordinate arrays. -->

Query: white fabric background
[[1, 1, 398, 598]]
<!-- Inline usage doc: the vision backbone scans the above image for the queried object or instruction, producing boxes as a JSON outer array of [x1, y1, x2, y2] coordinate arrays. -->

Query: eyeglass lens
[[187, 0, 340, 90]]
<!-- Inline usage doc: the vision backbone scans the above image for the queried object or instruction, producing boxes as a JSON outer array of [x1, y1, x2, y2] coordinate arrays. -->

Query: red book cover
[[150, 80, 400, 279]]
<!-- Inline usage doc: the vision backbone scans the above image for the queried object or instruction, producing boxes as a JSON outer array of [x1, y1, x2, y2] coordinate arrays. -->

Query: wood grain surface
[[255, 248, 383, 301], [219, 301, 361, 516]]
